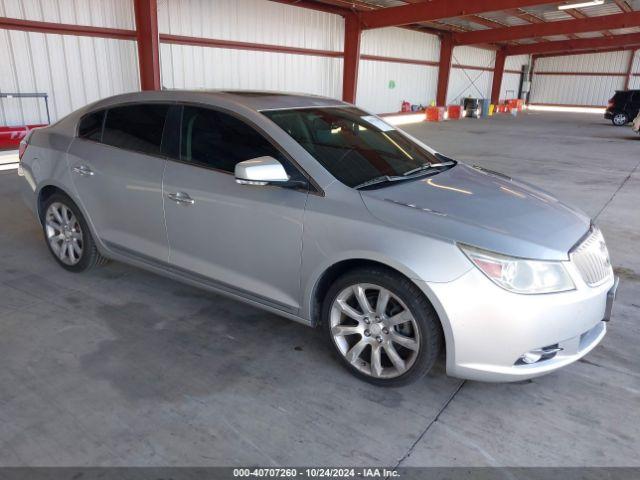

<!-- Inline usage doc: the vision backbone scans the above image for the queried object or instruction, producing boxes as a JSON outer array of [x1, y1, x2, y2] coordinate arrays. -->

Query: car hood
[[360, 163, 590, 261]]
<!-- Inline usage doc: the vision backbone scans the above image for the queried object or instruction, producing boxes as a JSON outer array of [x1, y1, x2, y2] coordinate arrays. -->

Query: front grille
[[570, 227, 613, 287]]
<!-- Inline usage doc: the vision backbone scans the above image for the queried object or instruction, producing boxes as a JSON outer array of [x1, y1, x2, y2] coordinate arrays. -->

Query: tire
[[322, 267, 442, 387], [42, 193, 108, 272], [612, 112, 628, 126]]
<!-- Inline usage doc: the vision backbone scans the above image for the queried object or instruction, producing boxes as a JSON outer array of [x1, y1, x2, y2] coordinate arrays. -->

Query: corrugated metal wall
[[356, 27, 439, 114], [628, 50, 640, 90], [1, 0, 535, 123], [158, 0, 343, 50], [1, 0, 134, 28], [158, 0, 343, 99], [501, 54, 529, 101], [530, 50, 632, 106], [447, 46, 495, 105], [0, 0, 138, 126], [160, 43, 342, 97]]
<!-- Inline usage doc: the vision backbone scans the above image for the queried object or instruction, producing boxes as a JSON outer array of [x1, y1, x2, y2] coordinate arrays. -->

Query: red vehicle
[[0, 124, 47, 150]]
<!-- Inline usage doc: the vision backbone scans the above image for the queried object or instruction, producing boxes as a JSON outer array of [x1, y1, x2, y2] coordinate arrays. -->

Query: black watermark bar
[[0, 468, 638, 480]]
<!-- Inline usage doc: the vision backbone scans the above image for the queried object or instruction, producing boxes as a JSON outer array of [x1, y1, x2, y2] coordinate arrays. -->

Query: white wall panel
[[531, 51, 632, 106], [158, 0, 343, 51], [530, 74, 625, 106], [629, 50, 640, 89], [160, 43, 342, 98], [356, 60, 438, 114], [0, 30, 138, 126], [357, 26, 439, 113], [505, 54, 529, 71], [446, 46, 495, 104], [0, 0, 135, 29], [447, 69, 493, 104], [360, 27, 439, 62], [452, 46, 495, 68], [501, 73, 521, 100], [536, 50, 630, 74]]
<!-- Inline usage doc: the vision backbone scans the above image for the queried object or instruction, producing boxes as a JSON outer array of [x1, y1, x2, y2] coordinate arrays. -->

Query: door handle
[[72, 165, 94, 176], [167, 192, 195, 205]]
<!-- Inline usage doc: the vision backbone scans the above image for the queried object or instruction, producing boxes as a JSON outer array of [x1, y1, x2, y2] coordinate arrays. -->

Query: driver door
[[162, 105, 309, 313]]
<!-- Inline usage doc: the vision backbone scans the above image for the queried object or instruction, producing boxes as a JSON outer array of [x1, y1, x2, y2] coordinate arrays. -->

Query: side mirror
[[235, 156, 306, 188]]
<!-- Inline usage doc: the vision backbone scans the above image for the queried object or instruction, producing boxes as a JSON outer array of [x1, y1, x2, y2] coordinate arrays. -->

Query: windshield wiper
[[353, 175, 404, 190], [402, 161, 455, 177]]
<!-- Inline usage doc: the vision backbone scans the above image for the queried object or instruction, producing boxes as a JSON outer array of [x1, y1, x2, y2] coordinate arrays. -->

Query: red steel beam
[[533, 46, 640, 59], [613, 0, 633, 13], [161, 33, 342, 58], [491, 49, 506, 104], [505, 32, 640, 55], [134, 0, 161, 91], [359, 0, 563, 29], [268, 0, 352, 16], [454, 12, 640, 45], [0, 16, 136, 40], [436, 34, 453, 106], [342, 13, 361, 104]]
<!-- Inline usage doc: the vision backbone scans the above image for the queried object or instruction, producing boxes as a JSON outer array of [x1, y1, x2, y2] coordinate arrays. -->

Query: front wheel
[[322, 267, 442, 386], [612, 112, 629, 126]]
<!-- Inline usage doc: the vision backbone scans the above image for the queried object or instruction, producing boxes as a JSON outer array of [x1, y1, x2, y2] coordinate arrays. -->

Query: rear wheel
[[42, 193, 107, 272], [612, 112, 628, 126], [322, 267, 442, 386]]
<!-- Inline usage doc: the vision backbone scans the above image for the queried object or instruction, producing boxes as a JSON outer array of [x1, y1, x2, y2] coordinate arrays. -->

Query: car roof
[[90, 89, 347, 112]]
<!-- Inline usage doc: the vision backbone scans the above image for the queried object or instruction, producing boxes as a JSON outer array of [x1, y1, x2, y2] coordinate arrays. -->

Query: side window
[[103, 104, 170, 156], [181, 106, 286, 173], [78, 110, 104, 141]]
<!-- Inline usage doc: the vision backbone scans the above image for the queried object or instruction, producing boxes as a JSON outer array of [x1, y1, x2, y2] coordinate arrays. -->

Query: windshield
[[262, 106, 442, 188]]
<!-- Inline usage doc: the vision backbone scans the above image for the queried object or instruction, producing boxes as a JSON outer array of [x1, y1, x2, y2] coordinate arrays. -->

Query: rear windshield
[[262, 106, 439, 188]]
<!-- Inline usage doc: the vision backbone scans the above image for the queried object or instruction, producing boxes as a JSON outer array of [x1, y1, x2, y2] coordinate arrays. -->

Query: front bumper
[[421, 267, 616, 382], [604, 110, 613, 119]]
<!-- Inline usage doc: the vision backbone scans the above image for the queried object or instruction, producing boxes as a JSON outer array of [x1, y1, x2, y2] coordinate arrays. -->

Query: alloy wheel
[[45, 202, 84, 266], [613, 113, 627, 126], [329, 283, 421, 379]]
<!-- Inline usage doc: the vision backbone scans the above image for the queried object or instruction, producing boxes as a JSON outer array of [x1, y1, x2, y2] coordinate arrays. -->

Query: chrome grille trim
[[570, 227, 613, 287]]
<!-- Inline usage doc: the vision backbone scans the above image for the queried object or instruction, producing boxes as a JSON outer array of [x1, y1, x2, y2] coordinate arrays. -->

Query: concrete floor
[[0, 111, 638, 467]]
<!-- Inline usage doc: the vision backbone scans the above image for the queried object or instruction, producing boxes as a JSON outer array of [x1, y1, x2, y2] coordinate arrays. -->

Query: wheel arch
[[307, 257, 451, 360], [35, 183, 105, 253]]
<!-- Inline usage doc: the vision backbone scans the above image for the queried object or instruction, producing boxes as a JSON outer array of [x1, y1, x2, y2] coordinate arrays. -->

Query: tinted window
[[181, 106, 285, 173], [78, 110, 104, 141], [263, 107, 440, 188], [103, 104, 170, 156]]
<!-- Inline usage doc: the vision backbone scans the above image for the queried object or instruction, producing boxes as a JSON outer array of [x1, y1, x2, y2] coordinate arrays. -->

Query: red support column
[[436, 34, 453, 106], [342, 13, 361, 104], [625, 49, 637, 90], [134, 0, 161, 91], [491, 49, 506, 104]]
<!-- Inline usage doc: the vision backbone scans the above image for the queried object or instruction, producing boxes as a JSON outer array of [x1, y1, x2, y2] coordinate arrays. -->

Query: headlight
[[459, 244, 575, 294]]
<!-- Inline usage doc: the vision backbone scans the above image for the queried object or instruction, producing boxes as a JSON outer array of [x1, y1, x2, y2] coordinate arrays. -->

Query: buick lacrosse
[[19, 91, 617, 386]]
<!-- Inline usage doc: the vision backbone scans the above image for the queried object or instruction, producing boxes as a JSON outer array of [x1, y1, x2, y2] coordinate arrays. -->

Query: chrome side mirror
[[235, 156, 290, 186]]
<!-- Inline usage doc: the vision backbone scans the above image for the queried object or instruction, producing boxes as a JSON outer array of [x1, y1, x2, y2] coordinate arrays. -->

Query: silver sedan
[[18, 91, 617, 386]]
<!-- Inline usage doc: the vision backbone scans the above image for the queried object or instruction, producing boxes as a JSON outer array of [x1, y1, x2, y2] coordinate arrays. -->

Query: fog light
[[517, 345, 564, 365], [519, 351, 543, 364]]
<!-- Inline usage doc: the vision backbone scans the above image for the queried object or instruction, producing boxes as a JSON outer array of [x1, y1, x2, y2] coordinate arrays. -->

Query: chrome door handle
[[72, 165, 94, 176], [167, 192, 195, 205]]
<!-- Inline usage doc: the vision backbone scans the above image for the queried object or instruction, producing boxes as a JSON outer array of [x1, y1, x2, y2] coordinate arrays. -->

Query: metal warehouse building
[[0, 0, 639, 473]]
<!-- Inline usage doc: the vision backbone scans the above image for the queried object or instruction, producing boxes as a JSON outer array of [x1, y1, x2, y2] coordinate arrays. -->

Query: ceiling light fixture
[[558, 0, 605, 10]]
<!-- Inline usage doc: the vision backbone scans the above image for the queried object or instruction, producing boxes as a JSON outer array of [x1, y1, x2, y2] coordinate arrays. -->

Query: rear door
[[67, 103, 172, 261], [162, 105, 309, 312]]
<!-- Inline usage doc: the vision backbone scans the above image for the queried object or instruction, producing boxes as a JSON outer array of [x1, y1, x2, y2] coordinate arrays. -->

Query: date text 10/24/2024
[[233, 468, 400, 478]]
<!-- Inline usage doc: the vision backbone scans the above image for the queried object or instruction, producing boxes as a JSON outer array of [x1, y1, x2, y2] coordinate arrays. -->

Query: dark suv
[[605, 90, 640, 126]]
